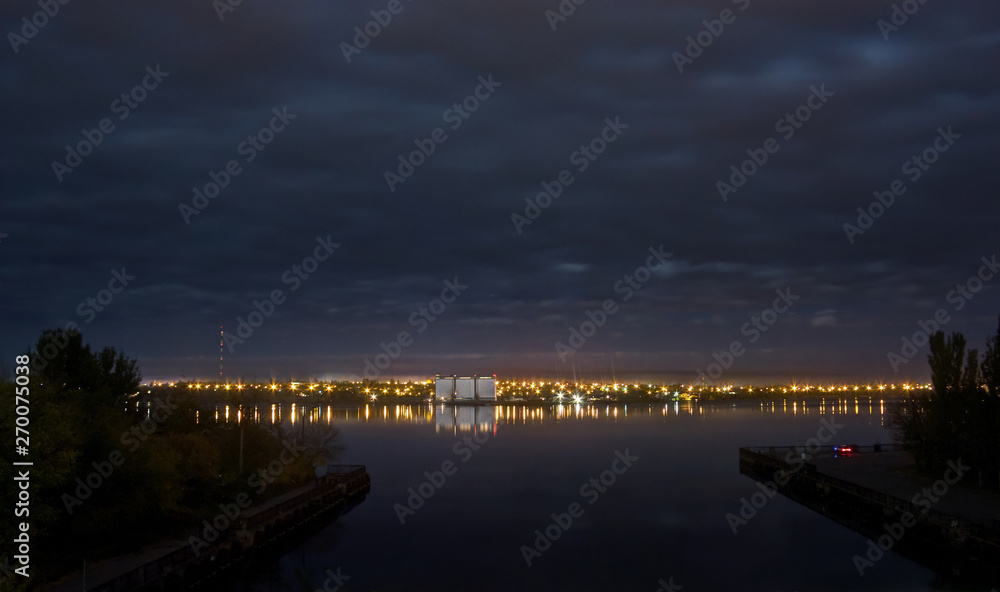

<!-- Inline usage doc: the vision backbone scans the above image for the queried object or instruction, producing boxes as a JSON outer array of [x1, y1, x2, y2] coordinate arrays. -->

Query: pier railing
[[741, 443, 899, 456], [239, 464, 368, 531], [88, 465, 369, 592]]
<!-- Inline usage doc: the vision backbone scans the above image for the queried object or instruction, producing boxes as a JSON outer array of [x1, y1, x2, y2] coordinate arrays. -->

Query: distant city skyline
[[136, 352, 941, 385]]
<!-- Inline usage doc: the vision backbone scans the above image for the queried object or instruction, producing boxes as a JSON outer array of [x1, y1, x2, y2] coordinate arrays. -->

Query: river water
[[227, 399, 946, 592]]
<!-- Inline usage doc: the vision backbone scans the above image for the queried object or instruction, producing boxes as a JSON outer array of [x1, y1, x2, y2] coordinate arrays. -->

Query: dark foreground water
[[228, 399, 951, 592]]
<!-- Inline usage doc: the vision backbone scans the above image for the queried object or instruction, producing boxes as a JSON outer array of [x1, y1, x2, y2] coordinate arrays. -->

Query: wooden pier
[[739, 446, 1000, 582], [78, 465, 370, 592]]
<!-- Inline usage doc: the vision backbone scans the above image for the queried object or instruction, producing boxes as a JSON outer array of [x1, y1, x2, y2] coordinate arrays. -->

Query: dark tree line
[[891, 316, 1000, 489], [30, 328, 141, 405], [1, 329, 340, 589]]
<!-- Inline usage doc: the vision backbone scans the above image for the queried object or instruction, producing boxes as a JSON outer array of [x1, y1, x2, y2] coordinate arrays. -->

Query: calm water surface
[[227, 399, 947, 592]]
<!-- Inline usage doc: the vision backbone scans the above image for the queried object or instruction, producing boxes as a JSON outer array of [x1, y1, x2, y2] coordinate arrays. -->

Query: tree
[[983, 315, 1000, 395], [30, 328, 141, 406], [4, 329, 346, 588], [926, 331, 966, 395], [300, 423, 345, 470], [95, 346, 142, 404], [891, 324, 1000, 489]]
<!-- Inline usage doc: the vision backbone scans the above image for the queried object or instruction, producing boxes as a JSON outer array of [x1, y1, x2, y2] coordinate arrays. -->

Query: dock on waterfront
[[45, 465, 370, 592], [739, 445, 1000, 582]]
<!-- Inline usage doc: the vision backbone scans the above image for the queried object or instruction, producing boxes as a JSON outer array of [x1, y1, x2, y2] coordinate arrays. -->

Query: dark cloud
[[2, 0, 998, 382]]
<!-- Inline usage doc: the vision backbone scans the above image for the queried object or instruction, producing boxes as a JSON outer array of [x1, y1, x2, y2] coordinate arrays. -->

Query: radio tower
[[219, 325, 224, 382]]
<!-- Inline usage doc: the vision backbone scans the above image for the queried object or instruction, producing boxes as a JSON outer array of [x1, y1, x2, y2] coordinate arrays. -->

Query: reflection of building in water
[[435, 375, 496, 402], [435, 404, 496, 434]]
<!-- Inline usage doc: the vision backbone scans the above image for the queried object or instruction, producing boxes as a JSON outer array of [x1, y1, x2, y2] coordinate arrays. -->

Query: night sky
[[2, 0, 998, 383]]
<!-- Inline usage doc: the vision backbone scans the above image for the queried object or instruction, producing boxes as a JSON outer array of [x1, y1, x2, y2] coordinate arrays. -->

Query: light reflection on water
[[185, 397, 891, 434], [221, 396, 933, 592]]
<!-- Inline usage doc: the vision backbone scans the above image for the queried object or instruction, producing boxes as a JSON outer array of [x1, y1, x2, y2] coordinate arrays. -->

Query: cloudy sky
[[2, 0, 998, 383]]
